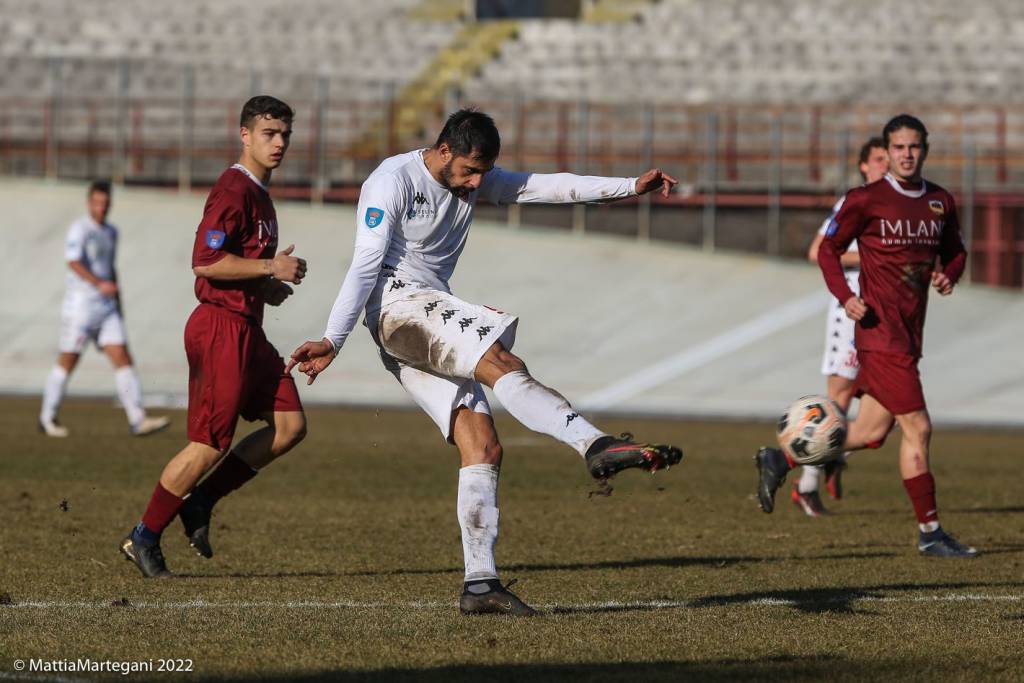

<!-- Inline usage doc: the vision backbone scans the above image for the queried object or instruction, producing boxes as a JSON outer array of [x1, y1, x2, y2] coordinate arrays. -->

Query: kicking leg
[[476, 342, 682, 478], [180, 410, 307, 558], [450, 407, 536, 617]]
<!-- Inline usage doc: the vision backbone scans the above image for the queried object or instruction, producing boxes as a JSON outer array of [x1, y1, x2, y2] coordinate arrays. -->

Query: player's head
[[882, 114, 928, 182], [858, 136, 889, 184], [239, 96, 294, 172], [87, 180, 111, 223], [433, 109, 500, 198]]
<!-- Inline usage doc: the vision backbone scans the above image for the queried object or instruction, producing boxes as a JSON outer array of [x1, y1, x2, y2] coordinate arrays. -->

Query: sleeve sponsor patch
[[205, 229, 226, 249], [365, 207, 384, 228]]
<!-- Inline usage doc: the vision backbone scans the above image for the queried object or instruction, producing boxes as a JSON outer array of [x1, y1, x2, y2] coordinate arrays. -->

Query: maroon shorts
[[184, 304, 303, 451], [853, 350, 926, 415]]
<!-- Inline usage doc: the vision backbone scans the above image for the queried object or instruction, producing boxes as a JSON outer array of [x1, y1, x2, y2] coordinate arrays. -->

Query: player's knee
[[483, 440, 503, 466], [900, 412, 931, 444], [496, 349, 527, 375]]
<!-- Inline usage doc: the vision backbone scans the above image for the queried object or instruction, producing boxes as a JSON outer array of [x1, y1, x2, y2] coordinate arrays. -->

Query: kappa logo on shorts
[[928, 200, 945, 215], [424, 301, 440, 316], [458, 317, 476, 332], [365, 207, 385, 228], [205, 230, 226, 250], [476, 325, 492, 340], [389, 279, 407, 292], [441, 309, 457, 324], [566, 412, 578, 427]]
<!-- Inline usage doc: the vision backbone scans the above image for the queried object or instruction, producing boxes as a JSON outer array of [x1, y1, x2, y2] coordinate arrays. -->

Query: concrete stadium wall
[[5, 178, 1023, 427]]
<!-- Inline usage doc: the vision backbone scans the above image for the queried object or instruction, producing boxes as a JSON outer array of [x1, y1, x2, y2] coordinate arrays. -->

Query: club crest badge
[[365, 207, 384, 228], [928, 200, 945, 215], [206, 230, 226, 249]]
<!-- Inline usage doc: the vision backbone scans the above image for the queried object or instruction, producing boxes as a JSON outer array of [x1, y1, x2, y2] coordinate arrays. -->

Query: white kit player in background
[[794, 138, 889, 516], [39, 181, 170, 438], [288, 109, 683, 616]]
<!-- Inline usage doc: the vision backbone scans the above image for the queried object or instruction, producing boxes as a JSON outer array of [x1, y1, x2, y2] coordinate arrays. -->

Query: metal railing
[[2, 61, 1023, 286]]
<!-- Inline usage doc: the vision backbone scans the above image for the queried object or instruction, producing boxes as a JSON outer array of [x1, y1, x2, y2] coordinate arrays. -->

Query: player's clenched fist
[[931, 271, 954, 296], [843, 296, 868, 321], [286, 338, 335, 385], [261, 278, 294, 306], [270, 244, 307, 284]]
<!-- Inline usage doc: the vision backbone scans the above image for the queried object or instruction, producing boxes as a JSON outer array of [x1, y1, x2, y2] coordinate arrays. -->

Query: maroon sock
[[140, 482, 185, 535], [902, 472, 939, 524], [196, 452, 258, 503]]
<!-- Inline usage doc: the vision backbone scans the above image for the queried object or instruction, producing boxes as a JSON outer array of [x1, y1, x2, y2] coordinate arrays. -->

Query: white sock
[[798, 465, 822, 494], [457, 464, 500, 582], [41, 365, 69, 422], [919, 521, 940, 534], [114, 366, 146, 427], [492, 371, 605, 457]]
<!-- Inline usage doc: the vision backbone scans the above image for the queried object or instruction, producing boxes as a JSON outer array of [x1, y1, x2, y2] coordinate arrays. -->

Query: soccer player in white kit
[[39, 181, 169, 438], [791, 138, 889, 516], [288, 110, 683, 615]]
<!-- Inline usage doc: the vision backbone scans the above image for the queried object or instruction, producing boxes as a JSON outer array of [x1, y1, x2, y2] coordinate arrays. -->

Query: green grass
[[1, 397, 1022, 682]]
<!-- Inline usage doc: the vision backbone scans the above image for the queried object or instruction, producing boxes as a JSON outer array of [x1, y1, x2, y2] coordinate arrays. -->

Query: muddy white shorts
[[821, 270, 860, 380], [370, 286, 519, 440], [59, 305, 126, 353]]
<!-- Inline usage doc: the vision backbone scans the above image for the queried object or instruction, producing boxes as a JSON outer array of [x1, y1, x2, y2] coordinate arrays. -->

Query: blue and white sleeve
[[321, 175, 403, 353]]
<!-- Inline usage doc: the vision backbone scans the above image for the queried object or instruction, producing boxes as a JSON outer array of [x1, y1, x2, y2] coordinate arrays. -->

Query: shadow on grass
[[195, 655, 1015, 683], [678, 580, 1024, 615], [950, 506, 1024, 514], [334, 550, 896, 578], [544, 580, 1024, 616]]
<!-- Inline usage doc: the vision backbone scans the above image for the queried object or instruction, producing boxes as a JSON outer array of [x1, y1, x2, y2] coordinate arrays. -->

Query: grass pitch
[[1, 396, 1022, 682]]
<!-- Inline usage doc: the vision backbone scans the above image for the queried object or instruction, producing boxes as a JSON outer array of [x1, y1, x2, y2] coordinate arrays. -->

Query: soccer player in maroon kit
[[120, 96, 309, 577], [755, 114, 978, 558]]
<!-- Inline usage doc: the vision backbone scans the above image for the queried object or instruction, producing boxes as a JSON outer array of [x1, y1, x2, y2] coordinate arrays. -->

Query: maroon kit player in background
[[755, 114, 977, 558], [121, 96, 309, 577]]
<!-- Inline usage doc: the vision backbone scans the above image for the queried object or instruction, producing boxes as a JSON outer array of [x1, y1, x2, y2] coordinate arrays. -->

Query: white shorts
[[59, 307, 127, 354], [370, 286, 519, 440], [821, 271, 860, 381]]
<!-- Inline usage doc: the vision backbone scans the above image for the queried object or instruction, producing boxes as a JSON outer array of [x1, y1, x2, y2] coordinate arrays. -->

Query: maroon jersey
[[191, 165, 279, 324], [818, 174, 967, 358]]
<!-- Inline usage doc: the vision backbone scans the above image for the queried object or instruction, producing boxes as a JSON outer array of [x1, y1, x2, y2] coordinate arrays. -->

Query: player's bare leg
[[102, 344, 170, 437], [121, 441, 224, 577], [894, 410, 977, 558], [449, 407, 537, 617], [474, 342, 682, 479], [179, 410, 306, 558], [39, 352, 80, 437]]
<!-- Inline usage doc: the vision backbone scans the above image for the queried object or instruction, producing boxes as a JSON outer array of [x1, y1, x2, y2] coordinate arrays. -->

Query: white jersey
[[818, 195, 858, 257], [63, 216, 118, 314], [322, 149, 637, 351]]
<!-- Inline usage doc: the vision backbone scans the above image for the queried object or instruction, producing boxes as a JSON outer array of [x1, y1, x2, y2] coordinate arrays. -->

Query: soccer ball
[[776, 395, 848, 466]]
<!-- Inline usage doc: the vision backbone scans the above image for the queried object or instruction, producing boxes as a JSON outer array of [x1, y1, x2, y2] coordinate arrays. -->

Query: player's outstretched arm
[[478, 167, 675, 205], [286, 339, 336, 385], [193, 244, 307, 283]]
